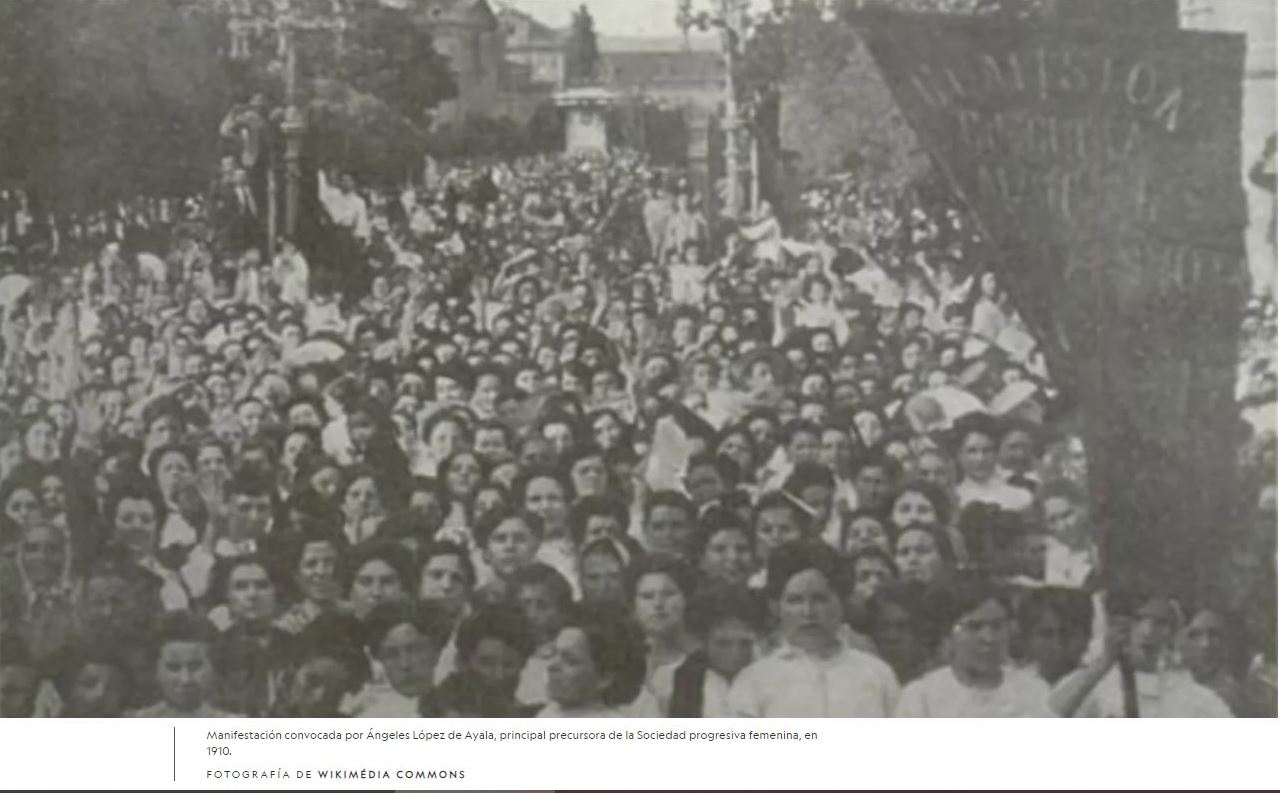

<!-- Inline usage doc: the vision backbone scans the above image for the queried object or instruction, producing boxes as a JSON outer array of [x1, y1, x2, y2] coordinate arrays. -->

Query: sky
[[501, 0, 768, 38]]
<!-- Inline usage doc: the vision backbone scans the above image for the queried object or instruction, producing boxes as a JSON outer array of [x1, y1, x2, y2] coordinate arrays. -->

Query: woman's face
[[343, 476, 382, 522], [787, 431, 820, 465], [702, 528, 753, 588], [592, 414, 623, 451], [445, 454, 483, 500], [156, 640, 213, 711], [20, 523, 66, 587], [895, 528, 945, 585], [40, 474, 67, 516], [523, 476, 567, 537], [346, 411, 375, 451], [542, 422, 574, 456], [155, 451, 193, 501], [25, 420, 57, 463], [47, 403, 72, 434], [546, 627, 602, 709], [1042, 496, 1082, 539], [748, 361, 774, 391], [915, 452, 954, 492], [519, 438, 555, 470], [465, 637, 525, 697], [419, 553, 470, 614], [349, 559, 405, 617], [1024, 606, 1075, 684], [853, 411, 884, 448], [296, 541, 340, 601], [1178, 610, 1227, 679], [634, 572, 686, 638], [570, 455, 608, 498], [950, 598, 1010, 678], [980, 271, 999, 297], [872, 601, 920, 673], [226, 563, 277, 623], [799, 483, 833, 528], [113, 496, 158, 560], [485, 517, 538, 578], [429, 420, 464, 460], [1127, 599, 1178, 673], [746, 417, 775, 451], [901, 343, 923, 373], [777, 569, 842, 655], [843, 515, 890, 555], [473, 487, 507, 522], [196, 444, 229, 478], [281, 433, 313, 470], [891, 490, 937, 530], [514, 368, 537, 394], [998, 430, 1035, 474], [685, 463, 725, 507], [378, 623, 437, 697], [580, 551, 626, 605], [716, 432, 753, 473], [148, 415, 181, 450], [67, 662, 125, 717], [819, 429, 852, 471], [213, 419, 243, 450], [517, 582, 565, 645], [959, 432, 997, 481]]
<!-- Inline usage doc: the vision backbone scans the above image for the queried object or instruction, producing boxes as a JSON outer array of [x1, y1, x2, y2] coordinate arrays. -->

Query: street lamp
[[224, 0, 349, 249], [677, 0, 754, 219]]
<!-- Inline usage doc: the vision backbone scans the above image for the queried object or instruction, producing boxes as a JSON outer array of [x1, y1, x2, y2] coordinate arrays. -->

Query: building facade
[[414, 0, 506, 125], [498, 4, 565, 86]]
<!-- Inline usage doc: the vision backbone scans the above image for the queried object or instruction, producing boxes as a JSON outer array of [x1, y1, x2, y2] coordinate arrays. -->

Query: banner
[[856, 10, 1250, 592]]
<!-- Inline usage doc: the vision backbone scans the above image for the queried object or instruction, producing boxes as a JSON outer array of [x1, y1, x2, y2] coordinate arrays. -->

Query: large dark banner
[[856, 10, 1250, 593]]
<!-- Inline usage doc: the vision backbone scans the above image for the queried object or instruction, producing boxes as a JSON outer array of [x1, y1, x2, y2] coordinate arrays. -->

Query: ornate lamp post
[[677, 0, 754, 219], [225, 0, 349, 249]]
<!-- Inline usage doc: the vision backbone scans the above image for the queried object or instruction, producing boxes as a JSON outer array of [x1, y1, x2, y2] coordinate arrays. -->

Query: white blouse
[[896, 666, 1054, 718], [729, 644, 900, 717]]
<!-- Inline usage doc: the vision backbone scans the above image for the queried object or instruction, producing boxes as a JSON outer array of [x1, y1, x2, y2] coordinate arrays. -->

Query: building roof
[[414, 0, 498, 29], [496, 3, 563, 44]]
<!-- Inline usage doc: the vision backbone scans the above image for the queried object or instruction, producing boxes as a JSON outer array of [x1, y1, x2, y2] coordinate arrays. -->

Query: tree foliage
[[0, 0, 460, 204], [313, 0, 458, 124], [0, 0, 230, 207], [563, 4, 601, 85], [743, 0, 929, 202]]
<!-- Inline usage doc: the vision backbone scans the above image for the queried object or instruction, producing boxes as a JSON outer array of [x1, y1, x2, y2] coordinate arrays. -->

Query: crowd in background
[[0, 144, 1273, 719]]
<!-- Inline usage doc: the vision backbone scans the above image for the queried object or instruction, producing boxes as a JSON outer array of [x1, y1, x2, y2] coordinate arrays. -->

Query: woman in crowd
[[729, 542, 900, 716], [896, 577, 1054, 716], [537, 606, 648, 718]]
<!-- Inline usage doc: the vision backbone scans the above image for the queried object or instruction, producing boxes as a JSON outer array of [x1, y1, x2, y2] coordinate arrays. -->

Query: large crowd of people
[[0, 143, 1273, 719]]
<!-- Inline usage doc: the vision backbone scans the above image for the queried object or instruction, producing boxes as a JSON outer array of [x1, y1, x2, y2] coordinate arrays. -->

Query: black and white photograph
[[0, 0, 1274, 726]]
